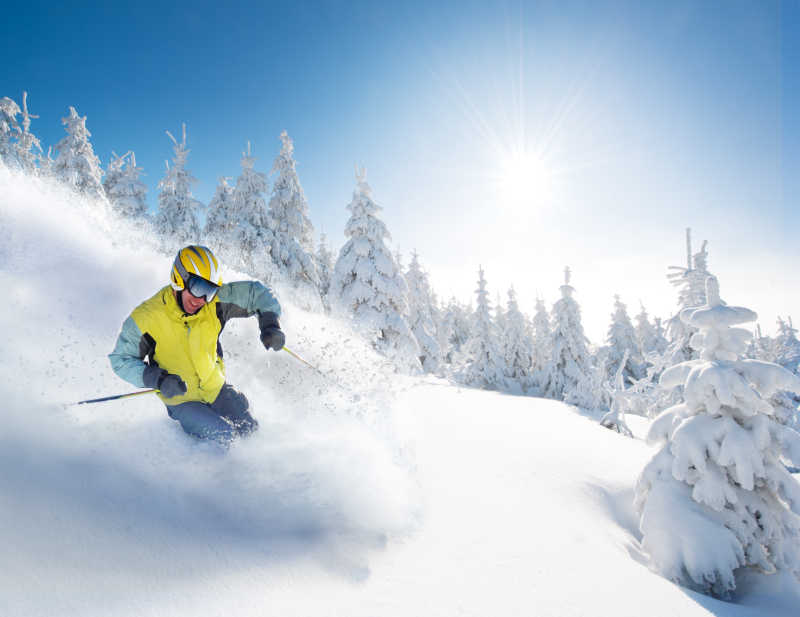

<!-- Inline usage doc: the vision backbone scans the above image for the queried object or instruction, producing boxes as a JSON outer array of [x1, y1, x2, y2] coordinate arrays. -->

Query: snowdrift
[[1, 168, 798, 616]]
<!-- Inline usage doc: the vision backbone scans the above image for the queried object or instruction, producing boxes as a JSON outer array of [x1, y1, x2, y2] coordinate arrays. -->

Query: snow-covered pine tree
[[605, 295, 645, 386], [0, 96, 21, 169], [331, 166, 420, 372], [37, 146, 55, 179], [53, 106, 106, 199], [228, 142, 273, 281], [440, 297, 472, 365], [267, 130, 318, 290], [665, 229, 713, 364], [461, 267, 506, 390], [14, 92, 41, 173], [635, 275, 800, 597], [203, 176, 236, 251], [316, 232, 335, 304], [502, 286, 534, 393], [636, 303, 668, 358], [530, 297, 552, 395], [775, 317, 800, 374], [540, 267, 593, 402], [103, 151, 149, 220], [155, 124, 202, 248], [406, 251, 442, 373]]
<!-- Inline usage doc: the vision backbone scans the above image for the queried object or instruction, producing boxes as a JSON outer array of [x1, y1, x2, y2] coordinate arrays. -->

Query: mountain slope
[[1, 168, 798, 616]]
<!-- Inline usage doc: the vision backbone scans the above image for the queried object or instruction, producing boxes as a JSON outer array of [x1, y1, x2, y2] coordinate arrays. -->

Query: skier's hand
[[157, 374, 188, 398], [261, 327, 285, 352]]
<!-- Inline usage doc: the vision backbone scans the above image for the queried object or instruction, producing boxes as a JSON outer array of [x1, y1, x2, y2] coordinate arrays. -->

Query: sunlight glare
[[497, 151, 552, 210]]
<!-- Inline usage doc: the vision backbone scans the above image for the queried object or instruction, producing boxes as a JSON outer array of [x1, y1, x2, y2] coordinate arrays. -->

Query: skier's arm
[[108, 316, 151, 388], [216, 280, 281, 325], [216, 280, 284, 350]]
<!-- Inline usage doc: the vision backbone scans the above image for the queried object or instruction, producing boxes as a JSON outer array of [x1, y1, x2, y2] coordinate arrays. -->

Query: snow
[[2, 167, 800, 615]]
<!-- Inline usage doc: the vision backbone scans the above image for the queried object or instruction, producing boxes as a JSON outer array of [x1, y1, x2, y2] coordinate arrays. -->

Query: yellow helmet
[[170, 245, 222, 293]]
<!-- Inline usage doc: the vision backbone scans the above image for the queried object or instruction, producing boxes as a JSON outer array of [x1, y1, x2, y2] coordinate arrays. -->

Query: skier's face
[[181, 289, 207, 314]]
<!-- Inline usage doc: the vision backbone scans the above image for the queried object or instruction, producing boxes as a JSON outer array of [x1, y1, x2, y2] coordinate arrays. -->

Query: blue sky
[[3, 0, 797, 340]]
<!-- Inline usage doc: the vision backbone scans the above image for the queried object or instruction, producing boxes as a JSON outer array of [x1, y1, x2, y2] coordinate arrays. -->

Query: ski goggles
[[185, 274, 220, 302]]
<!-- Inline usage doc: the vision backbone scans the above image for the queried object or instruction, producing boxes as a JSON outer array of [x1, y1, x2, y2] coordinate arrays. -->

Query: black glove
[[258, 311, 285, 351], [157, 373, 188, 398], [261, 327, 285, 351], [143, 364, 187, 398]]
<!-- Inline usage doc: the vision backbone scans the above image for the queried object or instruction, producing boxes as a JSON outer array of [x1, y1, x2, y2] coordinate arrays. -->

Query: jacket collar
[[160, 286, 215, 322]]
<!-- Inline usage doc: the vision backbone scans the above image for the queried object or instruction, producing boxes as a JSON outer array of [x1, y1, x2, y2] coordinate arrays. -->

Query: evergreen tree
[[53, 106, 105, 199], [267, 130, 318, 289], [635, 276, 800, 597], [606, 295, 645, 385], [636, 303, 667, 357], [103, 151, 149, 220], [316, 232, 335, 303], [775, 317, 800, 374], [406, 251, 442, 373], [540, 267, 593, 402], [155, 124, 202, 247], [203, 176, 236, 250], [331, 166, 420, 372], [461, 267, 506, 389], [0, 96, 21, 169], [441, 297, 472, 365], [230, 142, 272, 280], [14, 92, 40, 173], [502, 287, 534, 392], [530, 297, 552, 394], [665, 229, 713, 363]]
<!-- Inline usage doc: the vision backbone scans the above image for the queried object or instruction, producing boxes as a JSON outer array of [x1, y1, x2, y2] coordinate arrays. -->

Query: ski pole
[[282, 346, 360, 401], [70, 389, 158, 406]]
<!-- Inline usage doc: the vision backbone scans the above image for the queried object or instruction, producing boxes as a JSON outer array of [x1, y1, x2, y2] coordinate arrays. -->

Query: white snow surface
[[1, 167, 799, 616]]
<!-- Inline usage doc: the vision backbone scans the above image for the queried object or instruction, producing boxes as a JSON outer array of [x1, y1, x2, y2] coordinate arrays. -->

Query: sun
[[495, 151, 553, 210]]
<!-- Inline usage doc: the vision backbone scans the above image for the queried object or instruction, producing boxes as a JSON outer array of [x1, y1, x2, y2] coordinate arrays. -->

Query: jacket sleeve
[[108, 316, 149, 388], [216, 281, 282, 328]]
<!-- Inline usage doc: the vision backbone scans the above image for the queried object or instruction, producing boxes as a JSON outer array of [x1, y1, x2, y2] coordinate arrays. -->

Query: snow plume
[[0, 168, 419, 611], [635, 275, 800, 597]]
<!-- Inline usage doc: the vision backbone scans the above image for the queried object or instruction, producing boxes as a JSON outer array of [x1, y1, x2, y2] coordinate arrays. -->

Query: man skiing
[[109, 245, 285, 441]]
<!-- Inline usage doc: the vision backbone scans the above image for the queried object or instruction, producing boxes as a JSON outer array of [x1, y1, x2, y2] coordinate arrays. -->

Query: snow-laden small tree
[[635, 275, 800, 598], [37, 146, 55, 179], [636, 303, 668, 358], [600, 349, 634, 437], [316, 232, 335, 304], [267, 130, 318, 290], [103, 151, 149, 220], [228, 142, 273, 281], [53, 106, 105, 200], [440, 297, 472, 365], [203, 176, 236, 250], [502, 287, 534, 393], [605, 295, 645, 386], [155, 124, 203, 248], [406, 251, 442, 373], [540, 267, 593, 402], [775, 317, 800, 374], [530, 297, 552, 394], [331, 166, 420, 372], [461, 267, 506, 390], [665, 230, 713, 364], [0, 96, 21, 169], [14, 92, 41, 173]]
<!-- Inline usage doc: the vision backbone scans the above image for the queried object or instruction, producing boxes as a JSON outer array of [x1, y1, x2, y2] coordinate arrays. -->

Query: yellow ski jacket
[[109, 281, 281, 405]]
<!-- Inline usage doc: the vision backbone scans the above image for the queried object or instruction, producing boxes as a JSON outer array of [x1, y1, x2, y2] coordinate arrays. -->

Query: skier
[[109, 245, 285, 441]]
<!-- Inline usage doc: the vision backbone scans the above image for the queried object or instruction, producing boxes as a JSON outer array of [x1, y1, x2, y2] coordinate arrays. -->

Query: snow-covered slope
[[1, 168, 798, 616]]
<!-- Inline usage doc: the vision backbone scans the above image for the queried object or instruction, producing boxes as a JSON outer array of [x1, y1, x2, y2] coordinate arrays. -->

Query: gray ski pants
[[166, 384, 258, 441]]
